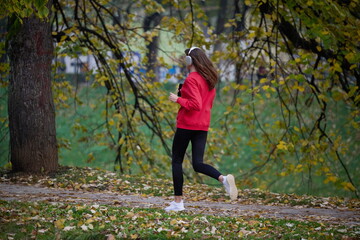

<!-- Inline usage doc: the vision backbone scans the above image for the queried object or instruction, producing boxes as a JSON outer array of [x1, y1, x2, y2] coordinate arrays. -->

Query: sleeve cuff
[[176, 97, 184, 105]]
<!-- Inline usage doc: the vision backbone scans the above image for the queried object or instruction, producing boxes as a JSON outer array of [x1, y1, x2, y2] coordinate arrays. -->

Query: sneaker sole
[[226, 174, 238, 200]]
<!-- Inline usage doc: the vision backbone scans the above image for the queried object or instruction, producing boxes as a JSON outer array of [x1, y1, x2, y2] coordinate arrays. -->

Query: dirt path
[[1, 183, 359, 226]]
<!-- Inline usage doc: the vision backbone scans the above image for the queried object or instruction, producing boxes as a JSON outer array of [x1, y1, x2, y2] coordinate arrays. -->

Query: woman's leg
[[191, 131, 222, 180], [172, 128, 191, 200]]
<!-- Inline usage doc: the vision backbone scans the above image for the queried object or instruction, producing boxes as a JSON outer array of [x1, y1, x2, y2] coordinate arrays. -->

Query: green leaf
[[34, 0, 46, 9], [38, 6, 49, 18]]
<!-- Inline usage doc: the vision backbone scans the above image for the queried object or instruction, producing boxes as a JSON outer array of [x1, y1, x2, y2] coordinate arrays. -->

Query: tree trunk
[[234, 0, 249, 85], [8, 2, 58, 173], [143, 12, 162, 82], [213, 0, 228, 53]]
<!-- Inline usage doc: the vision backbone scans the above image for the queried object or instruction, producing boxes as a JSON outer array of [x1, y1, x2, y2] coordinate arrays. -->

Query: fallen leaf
[[64, 226, 75, 231], [54, 219, 66, 229], [80, 224, 88, 231]]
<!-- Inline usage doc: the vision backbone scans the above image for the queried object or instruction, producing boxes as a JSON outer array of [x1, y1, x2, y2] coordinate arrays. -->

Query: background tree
[[143, 7, 163, 82]]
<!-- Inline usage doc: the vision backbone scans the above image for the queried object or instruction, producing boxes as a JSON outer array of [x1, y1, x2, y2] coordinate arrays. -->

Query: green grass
[[1, 199, 359, 240]]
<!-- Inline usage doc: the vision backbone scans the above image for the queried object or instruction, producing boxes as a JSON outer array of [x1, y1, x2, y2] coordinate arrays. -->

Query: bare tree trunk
[[213, 0, 228, 53], [143, 12, 162, 82], [8, 2, 58, 173], [234, 0, 249, 85]]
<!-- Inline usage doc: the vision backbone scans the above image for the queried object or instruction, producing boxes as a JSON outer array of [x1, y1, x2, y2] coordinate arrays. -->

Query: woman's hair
[[185, 48, 218, 90]]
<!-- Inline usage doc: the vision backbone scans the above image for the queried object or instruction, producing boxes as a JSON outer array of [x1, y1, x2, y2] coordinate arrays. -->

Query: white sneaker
[[164, 201, 185, 212], [223, 174, 238, 200]]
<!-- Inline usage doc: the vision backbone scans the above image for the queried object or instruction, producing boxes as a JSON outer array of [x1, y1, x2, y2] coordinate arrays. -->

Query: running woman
[[165, 47, 238, 212]]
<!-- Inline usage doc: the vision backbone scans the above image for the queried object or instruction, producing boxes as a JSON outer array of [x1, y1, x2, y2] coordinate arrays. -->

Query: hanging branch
[[53, 0, 173, 173]]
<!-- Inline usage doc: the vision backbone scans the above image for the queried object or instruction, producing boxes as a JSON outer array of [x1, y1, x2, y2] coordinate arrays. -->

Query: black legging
[[172, 128, 222, 196]]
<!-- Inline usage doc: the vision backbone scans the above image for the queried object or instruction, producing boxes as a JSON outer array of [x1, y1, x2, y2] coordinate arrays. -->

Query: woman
[[165, 47, 238, 212]]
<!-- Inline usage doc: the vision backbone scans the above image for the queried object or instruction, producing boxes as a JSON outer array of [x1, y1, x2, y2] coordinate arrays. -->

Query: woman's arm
[[176, 77, 202, 111]]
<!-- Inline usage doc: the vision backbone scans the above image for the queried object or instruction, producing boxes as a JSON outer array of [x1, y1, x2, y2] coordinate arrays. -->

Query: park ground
[[0, 166, 359, 239]]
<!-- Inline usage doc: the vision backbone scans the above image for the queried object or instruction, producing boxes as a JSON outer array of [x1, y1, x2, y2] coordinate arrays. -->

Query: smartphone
[[177, 84, 183, 97]]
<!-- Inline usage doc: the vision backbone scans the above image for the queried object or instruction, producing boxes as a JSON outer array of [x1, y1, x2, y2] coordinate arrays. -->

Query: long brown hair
[[185, 48, 218, 90]]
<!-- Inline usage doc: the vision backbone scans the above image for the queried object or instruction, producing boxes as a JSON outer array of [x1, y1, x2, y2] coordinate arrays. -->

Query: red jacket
[[176, 72, 216, 131]]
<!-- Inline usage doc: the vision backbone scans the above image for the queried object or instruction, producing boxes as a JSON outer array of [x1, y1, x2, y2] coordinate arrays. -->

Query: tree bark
[[234, 0, 249, 85], [143, 12, 162, 82], [213, 0, 228, 53], [8, 2, 58, 173]]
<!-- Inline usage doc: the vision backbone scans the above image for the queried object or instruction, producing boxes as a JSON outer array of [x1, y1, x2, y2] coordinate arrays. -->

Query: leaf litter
[[0, 166, 359, 239]]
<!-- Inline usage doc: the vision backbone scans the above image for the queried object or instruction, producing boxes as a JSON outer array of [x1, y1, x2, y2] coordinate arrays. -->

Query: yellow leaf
[[342, 182, 356, 192], [295, 164, 303, 173], [262, 85, 269, 90], [54, 219, 66, 229], [125, 212, 135, 218], [260, 78, 267, 84], [70, 35, 77, 42], [97, 75, 108, 83], [324, 175, 338, 184], [345, 52, 355, 62], [316, 46, 322, 52], [118, 138, 125, 145], [60, 35, 67, 42], [108, 119, 115, 126], [86, 218, 94, 224], [347, 86, 358, 98], [130, 234, 138, 239], [222, 86, 230, 93], [332, 63, 342, 73], [294, 126, 300, 132], [236, 84, 248, 90], [248, 32, 256, 38], [297, 85, 305, 92], [277, 141, 288, 150]]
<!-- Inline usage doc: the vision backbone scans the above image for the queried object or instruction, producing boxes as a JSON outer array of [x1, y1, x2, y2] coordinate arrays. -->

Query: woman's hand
[[169, 92, 179, 103]]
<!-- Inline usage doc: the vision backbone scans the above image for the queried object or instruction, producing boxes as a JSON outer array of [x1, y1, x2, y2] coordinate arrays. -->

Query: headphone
[[185, 47, 200, 66]]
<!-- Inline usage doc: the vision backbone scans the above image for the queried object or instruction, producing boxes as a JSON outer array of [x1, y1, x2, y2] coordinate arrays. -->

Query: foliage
[[0, 0, 50, 20], [218, 0, 360, 197]]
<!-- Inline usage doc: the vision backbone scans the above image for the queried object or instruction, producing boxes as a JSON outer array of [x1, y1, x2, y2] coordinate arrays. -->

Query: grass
[[1, 195, 359, 239], [2, 200, 357, 240], [1, 166, 359, 239]]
